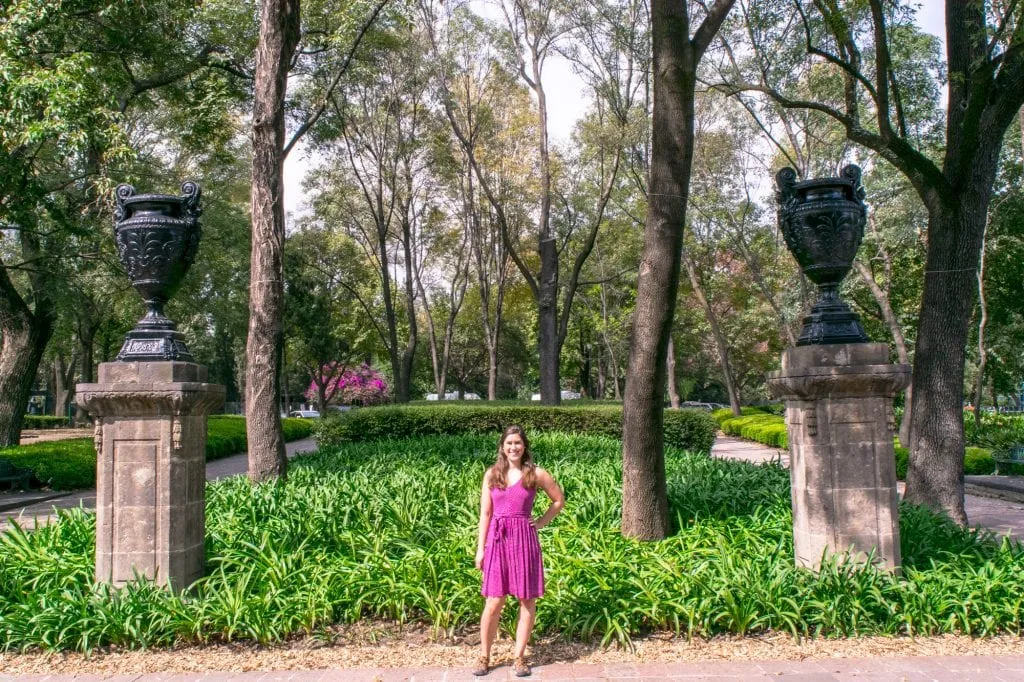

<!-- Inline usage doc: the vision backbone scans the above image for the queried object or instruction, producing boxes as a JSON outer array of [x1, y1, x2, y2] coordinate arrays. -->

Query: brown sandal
[[513, 656, 532, 677], [472, 655, 490, 676]]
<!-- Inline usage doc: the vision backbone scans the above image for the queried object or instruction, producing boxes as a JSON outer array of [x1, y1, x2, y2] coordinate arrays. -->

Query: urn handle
[[114, 184, 136, 223], [840, 164, 866, 202], [180, 181, 202, 222], [775, 167, 799, 212]]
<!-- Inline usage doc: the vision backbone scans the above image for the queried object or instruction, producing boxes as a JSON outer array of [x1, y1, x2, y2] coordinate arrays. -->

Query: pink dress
[[481, 478, 545, 599]]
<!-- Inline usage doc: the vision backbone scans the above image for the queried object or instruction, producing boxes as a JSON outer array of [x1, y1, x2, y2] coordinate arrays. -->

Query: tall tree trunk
[[683, 255, 740, 415], [528, 36, 559, 406], [52, 353, 78, 418], [905, 200, 992, 526], [621, 0, 735, 540], [666, 335, 680, 408], [246, 0, 300, 482], [399, 216, 418, 403], [0, 226, 56, 445]]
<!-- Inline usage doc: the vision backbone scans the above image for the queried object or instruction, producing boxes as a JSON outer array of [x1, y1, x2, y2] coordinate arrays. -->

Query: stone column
[[77, 361, 224, 589], [767, 343, 909, 571]]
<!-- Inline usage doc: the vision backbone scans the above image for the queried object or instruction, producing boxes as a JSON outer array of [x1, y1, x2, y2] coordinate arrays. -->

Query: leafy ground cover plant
[[0, 433, 1020, 652], [314, 405, 717, 453], [0, 417, 314, 490]]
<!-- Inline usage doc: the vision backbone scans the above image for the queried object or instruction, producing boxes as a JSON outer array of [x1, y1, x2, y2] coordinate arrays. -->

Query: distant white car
[[426, 392, 481, 400], [288, 410, 320, 419], [425, 393, 440, 400], [531, 390, 581, 401]]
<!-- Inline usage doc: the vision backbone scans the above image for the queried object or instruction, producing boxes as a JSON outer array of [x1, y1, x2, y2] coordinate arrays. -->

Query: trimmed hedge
[[716, 409, 998, 479], [22, 415, 72, 430], [895, 446, 996, 480], [0, 416, 315, 491], [715, 410, 789, 449], [314, 404, 718, 453]]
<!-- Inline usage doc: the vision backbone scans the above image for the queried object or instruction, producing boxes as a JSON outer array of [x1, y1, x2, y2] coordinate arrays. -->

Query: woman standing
[[474, 425, 565, 677]]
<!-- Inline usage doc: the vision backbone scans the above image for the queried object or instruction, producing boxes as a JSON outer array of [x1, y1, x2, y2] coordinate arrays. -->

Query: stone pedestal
[[77, 362, 224, 589], [767, 343, 910, 571]]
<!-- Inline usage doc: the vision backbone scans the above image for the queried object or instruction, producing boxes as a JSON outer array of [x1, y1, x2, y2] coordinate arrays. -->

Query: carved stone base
[[77, 362, 224, 590], [767, 343, 909, 571]]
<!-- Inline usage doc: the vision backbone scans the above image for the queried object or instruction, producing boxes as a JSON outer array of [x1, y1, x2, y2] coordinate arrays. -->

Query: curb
[[0, 491, 72, 513]]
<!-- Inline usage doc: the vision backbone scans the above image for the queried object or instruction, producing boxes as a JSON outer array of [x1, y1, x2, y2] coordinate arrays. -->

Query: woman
[[474, 424, 565, 677]]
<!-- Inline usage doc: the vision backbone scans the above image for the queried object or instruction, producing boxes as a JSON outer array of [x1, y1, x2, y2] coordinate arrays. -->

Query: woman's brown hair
[[488, 424, 537, 489]]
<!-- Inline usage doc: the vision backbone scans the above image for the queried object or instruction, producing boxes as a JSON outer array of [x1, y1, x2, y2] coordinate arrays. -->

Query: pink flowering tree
[[306, 362, 390, 409]]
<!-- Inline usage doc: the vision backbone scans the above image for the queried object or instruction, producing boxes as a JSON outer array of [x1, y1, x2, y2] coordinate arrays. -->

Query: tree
[[0, 0, 252, 445], [620, 0, 735, 540], [246, 0, 302, 481], [245, 0, 388, 481], [716, 0, 1024, 524]]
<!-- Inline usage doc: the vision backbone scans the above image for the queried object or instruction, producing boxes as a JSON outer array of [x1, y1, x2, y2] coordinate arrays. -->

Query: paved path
[[4, 654, 1024, 680], [711, 436, 1024, 539], [0, 438, 317, 532]]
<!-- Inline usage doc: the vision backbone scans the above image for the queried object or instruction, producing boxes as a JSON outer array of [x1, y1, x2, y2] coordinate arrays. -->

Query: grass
[[0, 432, 1021, 652], [0, 416, 314, 490]]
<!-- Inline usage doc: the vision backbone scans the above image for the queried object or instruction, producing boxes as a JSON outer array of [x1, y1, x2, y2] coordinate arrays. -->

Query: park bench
[[0, 459, 32, 491], [994, 444, 1024, 475]]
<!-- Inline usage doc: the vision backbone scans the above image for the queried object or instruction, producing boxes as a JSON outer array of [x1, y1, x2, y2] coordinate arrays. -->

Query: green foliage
[[1, 432, 1021, 651], [0, 417, 314, 490], [894, 446, 909, 481], [0, 439, 96, 490], [314, 404, 718, 453], [965, 412, 1024, 452], [711, 406, 767, 425], [21, 416, 71, 430], [716, 412, 788, 449], [964, 447, 996, 476]]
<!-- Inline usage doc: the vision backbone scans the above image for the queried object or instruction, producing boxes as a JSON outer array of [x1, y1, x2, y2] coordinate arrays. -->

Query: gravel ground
[[2, 625, 1023, 674]]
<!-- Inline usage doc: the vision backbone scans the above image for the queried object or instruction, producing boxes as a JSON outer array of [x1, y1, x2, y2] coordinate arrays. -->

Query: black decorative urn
[[776, 165, 869, 346], [113, 181, 202, 362]]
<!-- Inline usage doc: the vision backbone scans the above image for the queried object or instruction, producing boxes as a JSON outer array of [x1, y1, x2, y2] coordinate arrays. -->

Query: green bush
[[711, 406, 766, 426], [314, 404, 718, 453], [894, 446, 909, 480], [717, 412, 789, 449], [964, 447, 996, 475], [0, 440, 97, 490], [0, 416, 315, 490], [1, 432, 1022, 651], [22, 415, 72, 430], [892, 446, 994, 480]]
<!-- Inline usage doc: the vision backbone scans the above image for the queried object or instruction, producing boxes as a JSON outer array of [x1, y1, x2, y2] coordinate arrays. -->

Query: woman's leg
[[513, 598, 537, 658], [480, 596, 505, 660]]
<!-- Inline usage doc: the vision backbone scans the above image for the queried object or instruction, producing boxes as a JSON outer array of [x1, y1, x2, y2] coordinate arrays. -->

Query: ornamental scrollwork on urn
[[113, 181, 203, 362], [776, 165, 869, 346]]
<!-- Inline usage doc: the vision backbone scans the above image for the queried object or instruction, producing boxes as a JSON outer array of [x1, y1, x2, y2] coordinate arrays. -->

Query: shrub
[[306, 362, 390, 407], [964, 447, 996, 475], [717, 412, 789, 449], [22, 415, 72, 430], [0, 416, 315, 490], [892, 446, 994, 480], [0, 440, 97, 490], [894, 446, 909, 480], [711, 406, 766, 426], [315, 404, 718, 453]]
